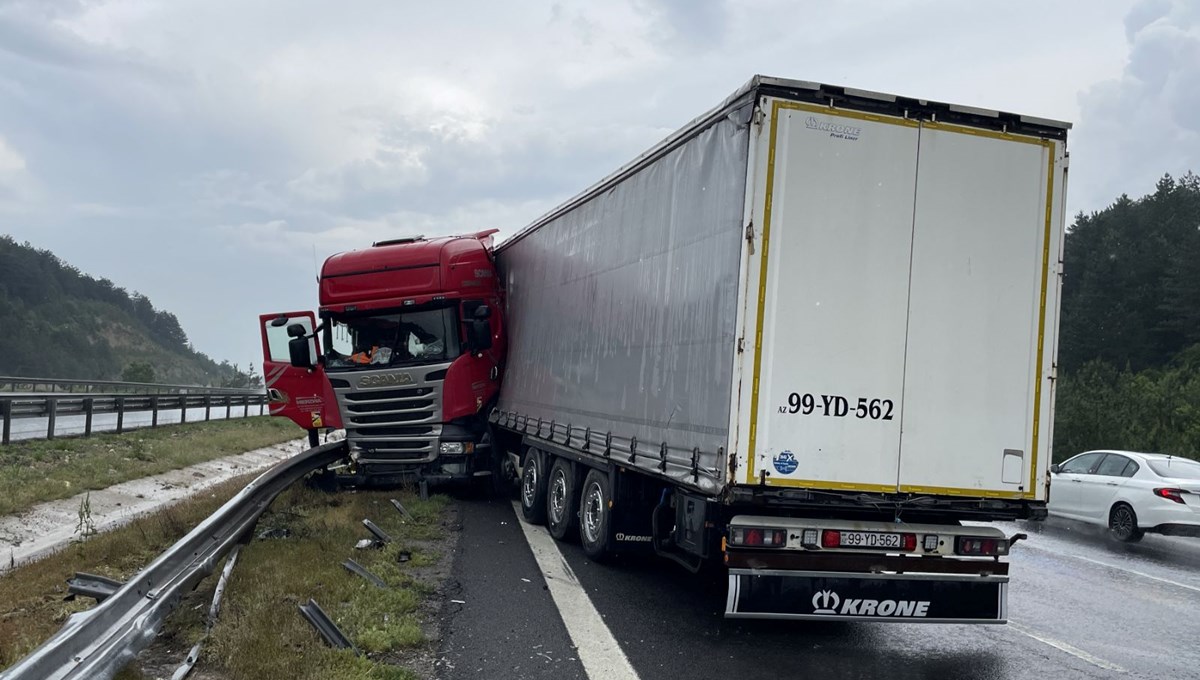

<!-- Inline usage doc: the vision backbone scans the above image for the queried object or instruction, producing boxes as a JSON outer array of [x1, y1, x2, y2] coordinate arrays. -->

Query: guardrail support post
[[116, 397, 125, 434], [46, 399, 57, 440], [205, 394, 212, 421], [1, 399, 11, 445], [243, 395, 249, 418], [151, 395, 159, 428], [180, 395, 187, 424], [84, 397, 94, 437], [259, 397, 264, 416], [226, 395, 232, 419]]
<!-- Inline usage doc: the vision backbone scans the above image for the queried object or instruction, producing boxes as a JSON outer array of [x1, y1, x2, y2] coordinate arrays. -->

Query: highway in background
[[2, 401, 266, 443]]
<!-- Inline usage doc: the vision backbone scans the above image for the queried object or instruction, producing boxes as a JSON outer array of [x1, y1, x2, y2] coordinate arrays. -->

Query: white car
[[1048, 450, 1200, 542]]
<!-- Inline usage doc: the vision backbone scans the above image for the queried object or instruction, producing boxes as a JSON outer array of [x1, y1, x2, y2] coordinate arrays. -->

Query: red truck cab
[[259, 230, 505, 484]]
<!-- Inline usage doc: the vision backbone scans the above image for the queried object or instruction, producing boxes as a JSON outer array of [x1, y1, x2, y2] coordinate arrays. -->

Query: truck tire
[[520, 448, 549, 525], [546, 458, 579, 541], [579, 468, 614, 560]]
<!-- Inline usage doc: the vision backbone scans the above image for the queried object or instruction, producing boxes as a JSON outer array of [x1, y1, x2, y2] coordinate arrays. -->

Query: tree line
[[1053, 173, 1200, 460], [0, 235, 258, 386]]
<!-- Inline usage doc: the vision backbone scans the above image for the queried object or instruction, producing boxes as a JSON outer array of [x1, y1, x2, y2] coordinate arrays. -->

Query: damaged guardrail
[[0, 440, 349, 680]]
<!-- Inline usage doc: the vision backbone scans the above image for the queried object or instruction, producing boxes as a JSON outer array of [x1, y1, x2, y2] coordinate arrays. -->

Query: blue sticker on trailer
[[773, 450, 798, 474], [726, 571, 1007, 622]]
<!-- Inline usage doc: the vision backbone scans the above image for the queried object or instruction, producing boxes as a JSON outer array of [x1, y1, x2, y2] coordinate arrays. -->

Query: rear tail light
[[1154, 488, 1186, 504], [900, 533, 917, 552], [955, 536, 1009, 556], [821, 530, 840, 548], [729, 526, 787, 548]]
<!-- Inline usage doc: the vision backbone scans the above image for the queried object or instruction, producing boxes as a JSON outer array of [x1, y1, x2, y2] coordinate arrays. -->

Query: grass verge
[[0, 475, 452, 680], [200, 486, 449, 680], [0, 473, 261, 671], [0, 416, 300, 516]]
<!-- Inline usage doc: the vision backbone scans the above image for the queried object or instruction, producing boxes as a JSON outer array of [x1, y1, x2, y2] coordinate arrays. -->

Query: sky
[[1, 0, 1198, 373]]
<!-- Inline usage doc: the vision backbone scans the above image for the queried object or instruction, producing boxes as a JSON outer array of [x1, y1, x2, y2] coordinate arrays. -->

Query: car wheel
[[546, 458, 579, 541], [1109, 503, 1145, 543], [520, 448, 548, 525], [578, 468, 614, 561]]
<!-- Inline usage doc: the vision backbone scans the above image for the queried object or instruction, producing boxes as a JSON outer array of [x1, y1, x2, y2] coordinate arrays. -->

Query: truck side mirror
[[286, 323, 307, 338], [288, 336, 314, 369]]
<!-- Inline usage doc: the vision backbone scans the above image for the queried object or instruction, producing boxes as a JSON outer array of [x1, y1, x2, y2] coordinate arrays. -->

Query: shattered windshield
[[324, 306, 460, 370]]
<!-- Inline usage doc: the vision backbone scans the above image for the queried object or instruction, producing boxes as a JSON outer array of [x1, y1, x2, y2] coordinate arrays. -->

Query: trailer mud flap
[[726, 569, 1007, 623]]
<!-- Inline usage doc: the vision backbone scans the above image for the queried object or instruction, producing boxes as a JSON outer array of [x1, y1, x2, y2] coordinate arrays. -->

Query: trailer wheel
[[546, 458, 579, 541], [579, 468, 614, 560], [520, 448, 548, 524]]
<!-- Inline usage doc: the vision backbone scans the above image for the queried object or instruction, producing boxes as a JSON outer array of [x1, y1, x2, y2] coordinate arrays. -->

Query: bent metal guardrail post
[[0, 440, 349, 680]]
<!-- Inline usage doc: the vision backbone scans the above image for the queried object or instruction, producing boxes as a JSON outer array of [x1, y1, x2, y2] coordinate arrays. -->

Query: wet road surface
[[440, 500, 1200, 680]]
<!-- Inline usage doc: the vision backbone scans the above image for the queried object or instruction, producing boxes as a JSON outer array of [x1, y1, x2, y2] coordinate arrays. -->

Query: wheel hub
[[550, 473, 566, 523], [522, 462, 538, 508], [583, 484, 603, 543]]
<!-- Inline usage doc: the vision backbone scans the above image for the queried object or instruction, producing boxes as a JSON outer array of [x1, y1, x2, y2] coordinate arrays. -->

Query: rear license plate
[[841, 531, 901, 548]]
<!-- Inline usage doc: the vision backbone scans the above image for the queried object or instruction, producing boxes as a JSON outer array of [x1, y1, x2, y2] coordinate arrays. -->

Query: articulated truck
[[259, 231, 505, 485], [262, 75, 1069, 622]]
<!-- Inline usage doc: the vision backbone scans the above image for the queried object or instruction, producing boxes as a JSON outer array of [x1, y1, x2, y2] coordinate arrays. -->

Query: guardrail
[[0, 440, 348, 680], [0, 376, 262, 395], [0, 392, 270, 445]]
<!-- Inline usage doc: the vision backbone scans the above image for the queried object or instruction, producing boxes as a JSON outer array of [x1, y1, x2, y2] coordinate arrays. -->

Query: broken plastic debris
[[450, 599, 466, 604], [354, 539, 378, 550]]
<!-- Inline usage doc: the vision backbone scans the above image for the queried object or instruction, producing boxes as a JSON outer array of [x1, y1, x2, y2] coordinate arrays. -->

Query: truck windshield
[[324, 306, 461, 370]]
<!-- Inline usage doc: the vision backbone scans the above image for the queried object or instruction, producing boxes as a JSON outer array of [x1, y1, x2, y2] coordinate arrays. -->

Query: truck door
[[744, 101, 918, 492], [895, 124, 1062, 500], [259, 311, 343, 434]]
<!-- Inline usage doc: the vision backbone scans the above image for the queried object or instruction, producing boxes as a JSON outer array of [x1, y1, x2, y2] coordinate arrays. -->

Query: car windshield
[[324, 306, 460, 370], [1147, 457, 1200, 480]]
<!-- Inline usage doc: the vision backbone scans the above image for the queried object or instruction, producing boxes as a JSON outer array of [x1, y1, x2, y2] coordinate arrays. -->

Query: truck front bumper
[[726, 569, 1008, 623]]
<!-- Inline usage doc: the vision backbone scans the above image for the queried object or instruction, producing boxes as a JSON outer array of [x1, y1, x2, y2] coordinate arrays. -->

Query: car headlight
[[439, 442, 466, 455]]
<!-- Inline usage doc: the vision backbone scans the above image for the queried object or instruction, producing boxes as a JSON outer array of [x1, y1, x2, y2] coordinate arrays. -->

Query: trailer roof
[[498, 75, 1072, 252]]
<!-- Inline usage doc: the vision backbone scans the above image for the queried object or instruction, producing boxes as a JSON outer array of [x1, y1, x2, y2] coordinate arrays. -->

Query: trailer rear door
[[896, 124, 1060, 498], [738, 97, 1063, 501], [739, 101, 919, 492]]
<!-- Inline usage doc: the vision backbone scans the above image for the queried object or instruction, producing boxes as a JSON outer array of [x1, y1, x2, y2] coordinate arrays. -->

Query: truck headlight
[[439, 442, 466, 455]]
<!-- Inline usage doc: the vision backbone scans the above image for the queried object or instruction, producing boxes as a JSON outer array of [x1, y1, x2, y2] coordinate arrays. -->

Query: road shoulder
[[0, 437, 307, 570]]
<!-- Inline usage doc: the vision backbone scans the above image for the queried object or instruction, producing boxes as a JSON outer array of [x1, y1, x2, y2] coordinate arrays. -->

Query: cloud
[[1072, 0, 1200, 216], [0, 135, 24, 174], [0, 0, 1147, 369]]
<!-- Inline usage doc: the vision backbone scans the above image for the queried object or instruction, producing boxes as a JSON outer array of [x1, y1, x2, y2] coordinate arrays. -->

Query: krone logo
[[359, 373, 414, 388], [812, 590, 840, 614]]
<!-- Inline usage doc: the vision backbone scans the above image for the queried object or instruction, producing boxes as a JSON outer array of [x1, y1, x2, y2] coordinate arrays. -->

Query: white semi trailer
[[491, 75, 1069, 622]]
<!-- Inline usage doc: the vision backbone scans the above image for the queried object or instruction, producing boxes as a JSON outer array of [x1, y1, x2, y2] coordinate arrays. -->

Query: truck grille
[[329, 363, 450, 464]]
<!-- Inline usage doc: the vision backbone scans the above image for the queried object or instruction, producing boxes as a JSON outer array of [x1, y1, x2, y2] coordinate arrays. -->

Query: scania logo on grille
[[358, 373, 414, 388]]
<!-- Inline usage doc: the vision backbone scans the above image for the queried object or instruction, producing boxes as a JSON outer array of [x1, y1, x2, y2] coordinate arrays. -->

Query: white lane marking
[[1021, 542, 1200, 594], [1008, 621, 1126, 673], [511, 501, 641, 680]]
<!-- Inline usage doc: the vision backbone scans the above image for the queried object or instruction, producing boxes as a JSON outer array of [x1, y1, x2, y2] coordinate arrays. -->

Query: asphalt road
[[439, 499, 1200, 680]]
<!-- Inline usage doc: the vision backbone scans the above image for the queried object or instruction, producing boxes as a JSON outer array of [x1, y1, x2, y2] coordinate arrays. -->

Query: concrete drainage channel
[[0, 440, 353, 680]]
